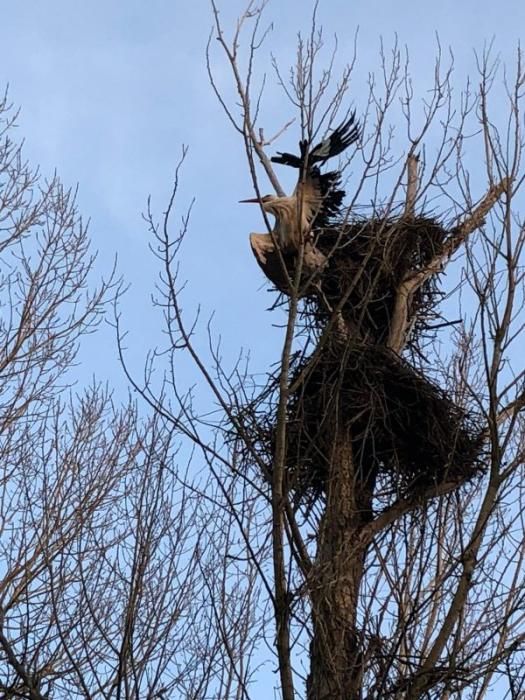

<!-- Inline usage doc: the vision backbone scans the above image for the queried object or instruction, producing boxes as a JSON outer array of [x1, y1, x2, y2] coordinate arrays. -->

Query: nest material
[[242, 213, 484, 508], [283, 342, 484, 502], [309, 215, 448, 347]]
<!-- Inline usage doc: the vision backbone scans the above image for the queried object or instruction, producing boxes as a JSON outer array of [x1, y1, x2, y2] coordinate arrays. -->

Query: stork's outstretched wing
[[309, 112, 360, 164], [295, 168, 345, 230], [271, 112, 360, 169], [271, 112, 359, 230]]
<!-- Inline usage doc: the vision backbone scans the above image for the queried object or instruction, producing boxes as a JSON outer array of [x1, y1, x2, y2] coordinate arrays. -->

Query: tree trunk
[[306, 427, 374, 700]]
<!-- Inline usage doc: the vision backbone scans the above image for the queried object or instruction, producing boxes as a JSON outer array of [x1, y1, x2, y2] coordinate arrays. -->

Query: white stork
[[240, 113, 360, 251]]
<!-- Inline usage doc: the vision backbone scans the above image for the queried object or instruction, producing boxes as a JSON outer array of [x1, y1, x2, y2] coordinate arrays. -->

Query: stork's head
[[239, 194, 293, 220], [240, 194, 303, 249]]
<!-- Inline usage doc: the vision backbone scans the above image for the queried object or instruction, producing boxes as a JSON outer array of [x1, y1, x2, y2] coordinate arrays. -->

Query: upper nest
[[307, 215, 448, 347]]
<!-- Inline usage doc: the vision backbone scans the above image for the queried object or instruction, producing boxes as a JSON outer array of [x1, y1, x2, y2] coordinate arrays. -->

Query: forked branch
[[388, 177, 509, 352]]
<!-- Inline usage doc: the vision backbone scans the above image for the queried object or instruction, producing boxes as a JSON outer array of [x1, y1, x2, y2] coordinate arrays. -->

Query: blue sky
[[2, 0, 524, 392], [1, 1, 524, 696]]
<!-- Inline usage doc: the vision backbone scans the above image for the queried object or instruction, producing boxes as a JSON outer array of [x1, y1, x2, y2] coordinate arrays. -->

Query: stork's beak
[[239, 197, 260, 203]]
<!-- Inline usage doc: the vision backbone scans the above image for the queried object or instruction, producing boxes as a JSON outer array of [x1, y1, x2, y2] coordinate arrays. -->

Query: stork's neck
[[267, 196, 301, 249], [273, 217, 293, 248]]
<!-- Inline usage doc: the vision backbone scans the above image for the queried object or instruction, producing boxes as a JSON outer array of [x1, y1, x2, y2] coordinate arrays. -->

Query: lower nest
[[284, 343, 484, 501]]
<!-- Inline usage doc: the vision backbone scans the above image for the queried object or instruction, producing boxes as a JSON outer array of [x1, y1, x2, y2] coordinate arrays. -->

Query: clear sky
[[1, 0, 524, 390], [1, 1, 524, 696]]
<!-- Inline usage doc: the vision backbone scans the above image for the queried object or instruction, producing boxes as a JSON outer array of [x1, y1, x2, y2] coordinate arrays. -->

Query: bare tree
[[125, 3, 525, 699], [0, 91, 262, 699], [6, 4, 524, 699]]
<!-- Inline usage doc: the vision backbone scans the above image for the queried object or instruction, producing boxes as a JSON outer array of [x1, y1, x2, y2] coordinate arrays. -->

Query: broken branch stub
[[387, 178, 509, 353], [404, 153, 420, 219]]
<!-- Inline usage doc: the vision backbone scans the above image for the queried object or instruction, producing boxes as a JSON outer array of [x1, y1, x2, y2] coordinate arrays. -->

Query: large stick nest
[[240, 213, 485, 508], [308, 215, 448, 348], [283, 341, 484, 503]]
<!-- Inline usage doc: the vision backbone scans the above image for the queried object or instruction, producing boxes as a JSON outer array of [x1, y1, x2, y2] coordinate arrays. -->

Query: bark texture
[[307, 426, 374, 700]]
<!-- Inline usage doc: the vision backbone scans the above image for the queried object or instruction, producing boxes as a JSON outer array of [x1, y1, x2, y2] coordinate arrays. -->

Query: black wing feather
[[270, 139, 308, 169], [309, 168, 345, 229], [309, 112, 360, 164], [271, 112, 359, 227], [271, 112, 359, 169]]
